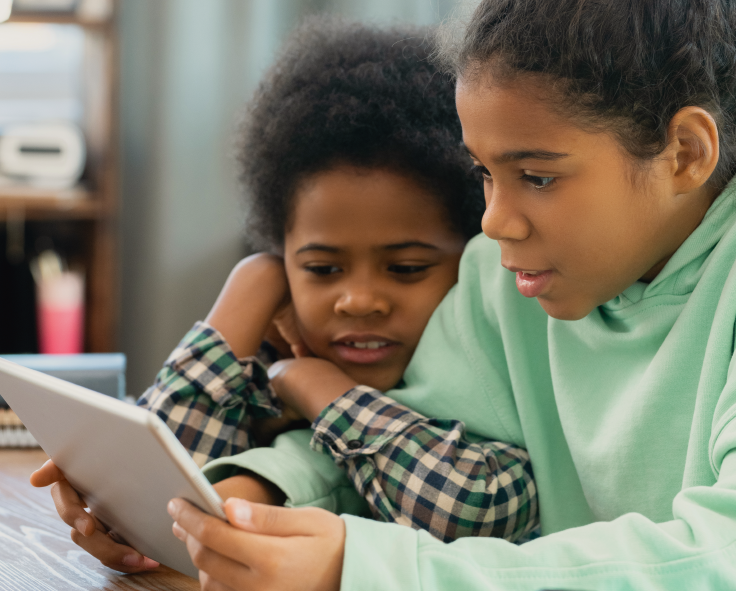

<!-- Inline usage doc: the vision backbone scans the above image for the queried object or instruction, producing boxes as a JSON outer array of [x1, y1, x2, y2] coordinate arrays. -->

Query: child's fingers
[[183, 531, 253, 591], [70, 527, 159, 574], [273, 303, 303, 346], [29, 459, 65, 487], [262, 321, 296, 359], [49, 480, 96, 536], [169, 498, 344, 591], [169, 498, 280, 565], [291, 343, 312, 358], [224, 498, 337, 538]]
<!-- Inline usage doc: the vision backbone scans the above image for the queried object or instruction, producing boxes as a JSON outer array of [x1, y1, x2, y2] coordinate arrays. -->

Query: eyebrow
[[295, 241, 439, 255], [383, 241, 439, 251], [464, 146, 570, 164]]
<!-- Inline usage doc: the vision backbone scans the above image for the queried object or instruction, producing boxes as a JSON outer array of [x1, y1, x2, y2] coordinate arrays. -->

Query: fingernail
[[122, 554, 142, 567], [167, 500, 177, 516], [142, 557, 160, 569], [229, 499, 252, 526], [74, 518, 91, 536], [172, 521, 185, 540]]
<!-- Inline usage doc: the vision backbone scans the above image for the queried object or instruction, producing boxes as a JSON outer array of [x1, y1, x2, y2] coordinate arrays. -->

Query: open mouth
[[503, 264, 554, 298], [342, 341, 389, 349], [514, 270, 553, 298], [332, 336, 399, 364]]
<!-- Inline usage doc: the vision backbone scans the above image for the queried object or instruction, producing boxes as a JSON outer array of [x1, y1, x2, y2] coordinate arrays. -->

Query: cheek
[[532, 184, 632, 271], [401, 270, 459, 343], [287, 284, 335, 347]]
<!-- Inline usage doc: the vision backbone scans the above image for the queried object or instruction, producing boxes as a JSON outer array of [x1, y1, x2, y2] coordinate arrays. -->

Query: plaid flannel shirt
[[137, 322, 282, 468], [311, 386, 539, 543], [137, 321, 539, 543]]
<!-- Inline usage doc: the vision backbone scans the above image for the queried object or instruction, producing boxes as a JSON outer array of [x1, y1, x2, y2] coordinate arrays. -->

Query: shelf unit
[[0, 4, 119, 353]]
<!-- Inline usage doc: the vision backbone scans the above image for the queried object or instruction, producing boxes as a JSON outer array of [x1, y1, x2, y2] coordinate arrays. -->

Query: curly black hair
[[238, 17, 485, 252], [437, 0, 736, 191]]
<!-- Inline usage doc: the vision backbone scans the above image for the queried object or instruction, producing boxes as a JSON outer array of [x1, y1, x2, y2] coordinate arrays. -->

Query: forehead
[[455, 76, 595, 159], [285, 166, 455, 246]]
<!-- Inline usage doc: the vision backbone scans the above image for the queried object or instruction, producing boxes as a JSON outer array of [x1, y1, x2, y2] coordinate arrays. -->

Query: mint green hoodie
[[206, 181, 736, 589]]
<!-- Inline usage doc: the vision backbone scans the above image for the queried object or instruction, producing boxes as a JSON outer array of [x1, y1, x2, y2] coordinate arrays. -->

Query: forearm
[[341, 453, 736, 591], [312, 387, 539, 543], [205, 253, 289, 359]]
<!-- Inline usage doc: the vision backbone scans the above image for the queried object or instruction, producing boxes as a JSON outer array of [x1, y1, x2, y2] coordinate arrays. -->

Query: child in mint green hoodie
[[159, 0, 736, 590]]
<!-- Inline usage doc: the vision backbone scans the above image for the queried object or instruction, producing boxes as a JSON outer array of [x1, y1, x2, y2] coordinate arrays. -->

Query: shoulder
[[457, 233, 503, 289], [456, 233, 544, 322]]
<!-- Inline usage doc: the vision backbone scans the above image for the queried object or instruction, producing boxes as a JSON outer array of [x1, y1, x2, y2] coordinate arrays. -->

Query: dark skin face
[[283, 165, 465, 392], [456, 74, 720, 320]]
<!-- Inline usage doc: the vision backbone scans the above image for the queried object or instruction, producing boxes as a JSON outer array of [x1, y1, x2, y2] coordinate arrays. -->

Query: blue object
[[0, 353, 126, 402]]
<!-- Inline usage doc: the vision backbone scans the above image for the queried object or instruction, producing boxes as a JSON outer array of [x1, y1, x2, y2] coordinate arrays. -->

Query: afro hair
[[238, 16, 485, 252]]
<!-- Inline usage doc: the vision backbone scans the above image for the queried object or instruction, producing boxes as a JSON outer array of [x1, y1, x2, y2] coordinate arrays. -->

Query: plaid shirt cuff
[[160, 321, 281, 417], [311, 385, 426, 463], [137, 321, 282, 466]]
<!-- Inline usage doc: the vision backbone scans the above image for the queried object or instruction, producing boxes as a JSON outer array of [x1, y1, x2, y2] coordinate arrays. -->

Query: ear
[[667, 106, 719, 193]]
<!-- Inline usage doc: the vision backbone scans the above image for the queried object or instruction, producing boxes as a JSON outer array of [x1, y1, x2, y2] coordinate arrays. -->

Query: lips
[[331, 334, 399, 364], [504, 265, 554, 298]]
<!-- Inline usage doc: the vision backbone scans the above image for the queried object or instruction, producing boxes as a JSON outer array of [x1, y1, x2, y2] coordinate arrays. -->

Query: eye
[[522, 174, 556, 190], [387, 264, 433, 274], [304, 265, 341, 276], [472, 164, 492, 182]]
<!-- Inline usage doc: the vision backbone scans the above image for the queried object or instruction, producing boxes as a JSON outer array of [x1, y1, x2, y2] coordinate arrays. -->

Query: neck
[[640, 183, 721, 283]]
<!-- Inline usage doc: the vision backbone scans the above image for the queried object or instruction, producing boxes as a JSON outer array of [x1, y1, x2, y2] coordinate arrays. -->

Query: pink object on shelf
[[36, 272, 85, 354]]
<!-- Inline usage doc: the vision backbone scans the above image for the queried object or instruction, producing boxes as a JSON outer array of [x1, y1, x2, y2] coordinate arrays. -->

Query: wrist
[[268, 358, 358, 422], [212, 472, 286, 506]]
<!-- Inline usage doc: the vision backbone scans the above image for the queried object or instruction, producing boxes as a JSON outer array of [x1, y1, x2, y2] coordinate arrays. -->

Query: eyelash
[[305, 265, 340, 276], [387, 264, 432, 274], [472, 164, 491, 181], [304, 264, 433, 276], [471, 165, 556, 191], [521, 174, 556, 190]]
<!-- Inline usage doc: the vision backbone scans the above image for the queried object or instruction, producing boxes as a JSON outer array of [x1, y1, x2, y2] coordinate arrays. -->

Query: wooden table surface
[[0, 449, 199, 590]]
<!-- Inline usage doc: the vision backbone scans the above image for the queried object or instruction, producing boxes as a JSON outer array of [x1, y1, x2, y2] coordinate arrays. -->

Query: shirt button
[[347, 439, 362, 450]]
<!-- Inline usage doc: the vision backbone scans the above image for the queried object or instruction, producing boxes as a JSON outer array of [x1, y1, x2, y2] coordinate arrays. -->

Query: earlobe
[[669, 106, 719, 192]]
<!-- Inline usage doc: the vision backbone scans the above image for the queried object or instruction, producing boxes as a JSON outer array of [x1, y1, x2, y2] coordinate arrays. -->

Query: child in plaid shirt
[[32, 18, 538, 574], [137, 18, 538, 545]]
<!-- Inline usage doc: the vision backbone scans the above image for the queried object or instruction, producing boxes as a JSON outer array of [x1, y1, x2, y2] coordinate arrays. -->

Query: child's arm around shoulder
[[270, 358, 539, 543]]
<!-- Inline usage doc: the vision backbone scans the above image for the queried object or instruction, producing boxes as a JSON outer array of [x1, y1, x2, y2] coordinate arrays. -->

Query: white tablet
[[0, 357, 226, 579]]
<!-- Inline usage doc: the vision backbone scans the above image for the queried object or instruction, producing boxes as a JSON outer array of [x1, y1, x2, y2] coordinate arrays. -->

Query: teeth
[[349, 341, 388, 349], [523, 271, 539, 276]]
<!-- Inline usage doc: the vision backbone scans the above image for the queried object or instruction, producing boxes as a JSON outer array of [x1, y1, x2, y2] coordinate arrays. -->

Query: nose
[[334, 283, 391, 318], [481, 185, 531, 242]]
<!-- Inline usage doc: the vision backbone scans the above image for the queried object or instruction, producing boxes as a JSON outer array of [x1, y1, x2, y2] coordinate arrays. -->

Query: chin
[[538, 297, 595, 321], [342, 368, 401, 393]]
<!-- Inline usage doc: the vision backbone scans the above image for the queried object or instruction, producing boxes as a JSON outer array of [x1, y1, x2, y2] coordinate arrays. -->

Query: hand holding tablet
[[0, 357, 225, 578], [30, 460, 163, 573]]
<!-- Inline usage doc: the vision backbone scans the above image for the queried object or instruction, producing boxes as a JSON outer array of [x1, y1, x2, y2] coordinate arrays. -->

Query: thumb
[[224, 498, 327, 537], [30, 459, 65, 488]]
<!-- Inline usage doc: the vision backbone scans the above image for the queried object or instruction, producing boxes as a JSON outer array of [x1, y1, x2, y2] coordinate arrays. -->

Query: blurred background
[[0, 0, 461, 397]]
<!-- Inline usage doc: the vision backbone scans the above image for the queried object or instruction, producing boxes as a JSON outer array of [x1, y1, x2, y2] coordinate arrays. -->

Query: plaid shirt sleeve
[[136, 321, 281, 468], [311, 385, 539, 544]]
